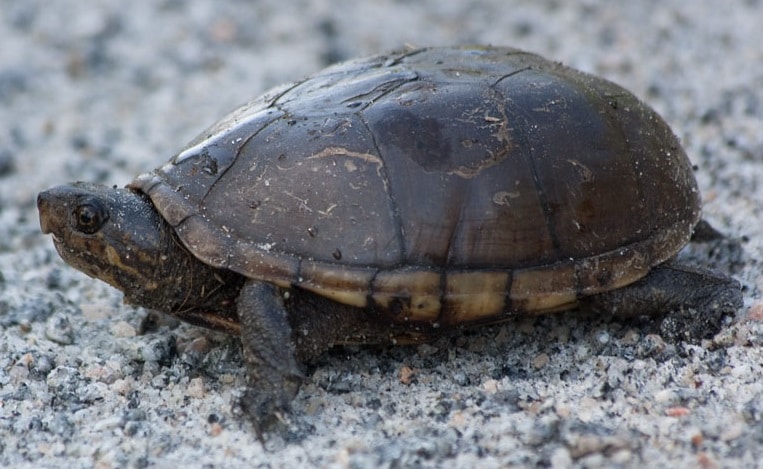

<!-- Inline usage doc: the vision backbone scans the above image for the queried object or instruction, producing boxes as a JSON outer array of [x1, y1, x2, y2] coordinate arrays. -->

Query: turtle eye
[[72, 198, 109, 234]]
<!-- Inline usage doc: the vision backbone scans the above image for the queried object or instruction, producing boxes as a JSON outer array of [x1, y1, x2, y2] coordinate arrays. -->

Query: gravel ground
[[2, 1, 763, 467]]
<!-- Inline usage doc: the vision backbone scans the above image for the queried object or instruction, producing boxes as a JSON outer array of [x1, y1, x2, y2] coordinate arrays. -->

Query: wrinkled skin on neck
[[38, 182, 243, 334]]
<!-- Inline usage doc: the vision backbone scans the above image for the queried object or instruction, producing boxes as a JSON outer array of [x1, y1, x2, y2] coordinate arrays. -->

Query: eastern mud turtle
[[38, 46, 742, 436]]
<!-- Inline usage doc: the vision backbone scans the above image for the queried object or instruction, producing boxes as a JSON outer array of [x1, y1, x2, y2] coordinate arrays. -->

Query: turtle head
[[38, 182, 177, 304], [37, 182, 241, 320]]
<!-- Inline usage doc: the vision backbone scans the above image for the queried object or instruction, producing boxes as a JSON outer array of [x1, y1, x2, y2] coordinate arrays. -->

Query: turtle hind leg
[[235, 280, 304, 440], [580, 263, 743, 342]]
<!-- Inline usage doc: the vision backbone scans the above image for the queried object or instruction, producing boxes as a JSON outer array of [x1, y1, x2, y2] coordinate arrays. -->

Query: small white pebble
[[654, 389, 678, 404], [596, 330, 610, 344], [187, 377, 205, 399], [110, 321, 136, 337]]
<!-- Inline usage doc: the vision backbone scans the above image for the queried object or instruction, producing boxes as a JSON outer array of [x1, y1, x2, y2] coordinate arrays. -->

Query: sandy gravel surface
[[1, 1, 762, 467]]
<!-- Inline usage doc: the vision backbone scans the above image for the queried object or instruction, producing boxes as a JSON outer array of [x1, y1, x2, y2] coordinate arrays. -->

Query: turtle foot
[[235, 374, 302, 441]]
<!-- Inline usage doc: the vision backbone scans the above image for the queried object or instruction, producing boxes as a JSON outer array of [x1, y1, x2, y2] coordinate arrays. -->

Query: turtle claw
[[658, 275, 742, 342], [235, 390, 287, 443], [234, 372, 303, 442]]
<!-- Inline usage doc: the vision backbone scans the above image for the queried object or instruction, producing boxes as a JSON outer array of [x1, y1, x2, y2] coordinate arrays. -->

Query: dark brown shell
[[130, 46, 699, 327]]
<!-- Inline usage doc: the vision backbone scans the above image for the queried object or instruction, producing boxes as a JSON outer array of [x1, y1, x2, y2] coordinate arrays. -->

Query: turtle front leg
[[580, 263, 743, 341], [235, 280, 304, 439]]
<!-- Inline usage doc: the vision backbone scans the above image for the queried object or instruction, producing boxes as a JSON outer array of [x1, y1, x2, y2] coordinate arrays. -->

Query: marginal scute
[[371, 268, 442, 322], [443, 271, 510, 325], [229, 239, 300, 288], [131, 174, 194, 227], [511, 262, 578, 313], [575, 245, 650, 296], [298, 261, 375, 307], [175, 215, 232, 269]]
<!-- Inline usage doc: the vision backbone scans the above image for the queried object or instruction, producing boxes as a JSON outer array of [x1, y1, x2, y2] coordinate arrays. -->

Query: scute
[[129, 46, 700, 324]]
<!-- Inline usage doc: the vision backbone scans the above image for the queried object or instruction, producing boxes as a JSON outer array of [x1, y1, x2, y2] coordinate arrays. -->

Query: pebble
[[187, 377, 206, 398], [550, 447, 572, 468], [398, 365, 415, 385], [44, 313, 74, 345], [110, 320, 137, 337], [532, 353, 550, 369], [84, 362, 123, 384], [654, 389, 679, 404], [595, 330, 610, 345]]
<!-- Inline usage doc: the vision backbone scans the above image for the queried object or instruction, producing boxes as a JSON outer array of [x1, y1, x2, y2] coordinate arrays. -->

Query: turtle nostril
[[37, 191, 48, 209], [38, 191, 54, 234]]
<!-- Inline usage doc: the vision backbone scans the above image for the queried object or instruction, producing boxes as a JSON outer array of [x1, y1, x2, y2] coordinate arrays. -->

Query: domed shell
[[130, 46, 699, 328]]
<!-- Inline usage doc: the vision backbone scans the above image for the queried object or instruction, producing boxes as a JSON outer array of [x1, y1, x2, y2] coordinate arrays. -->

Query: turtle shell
[[130, 46, 699, 328]]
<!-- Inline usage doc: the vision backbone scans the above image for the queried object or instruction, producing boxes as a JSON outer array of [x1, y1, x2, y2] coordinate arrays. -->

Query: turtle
[[37, 46, 742, 436]]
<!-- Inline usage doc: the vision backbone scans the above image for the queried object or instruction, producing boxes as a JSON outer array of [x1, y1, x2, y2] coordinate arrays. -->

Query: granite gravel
[[2, 1, 763, 467]]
